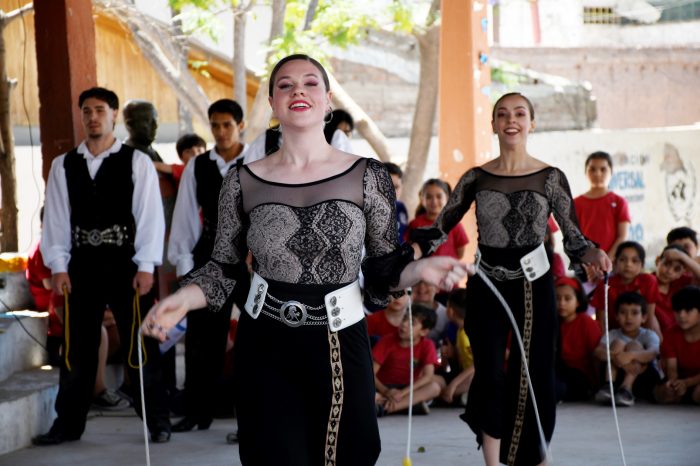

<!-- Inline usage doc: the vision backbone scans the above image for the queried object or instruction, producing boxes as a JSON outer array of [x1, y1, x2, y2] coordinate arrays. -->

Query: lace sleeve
[[361, 159, 414, 307], [547, 168, 595, 263], [181, 168, 249, 311], [411, 168, 477, 256]]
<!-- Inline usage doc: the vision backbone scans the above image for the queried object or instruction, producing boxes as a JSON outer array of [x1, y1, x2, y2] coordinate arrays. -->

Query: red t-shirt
[[372, 332, 438, 386], [171, 163, 185, 185], [560, 313, 601, 383], [661, 325, 700, 379], [26, 242, 63, 337], [405, 214, 469, 260], [574, 192, 630, 253], [590, 273, 659, 329], [656, 275, 693, 333], [366, 310, 400, 339]]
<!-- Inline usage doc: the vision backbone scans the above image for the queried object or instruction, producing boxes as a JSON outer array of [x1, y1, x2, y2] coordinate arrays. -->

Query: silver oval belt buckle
[[491, 266, 509, 281], [87, 229, 104, 246], [279, 301, 307, 327]]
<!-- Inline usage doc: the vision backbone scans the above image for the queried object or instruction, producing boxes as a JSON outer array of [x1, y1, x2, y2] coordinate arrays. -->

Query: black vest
[[192, 151, 226, 265], [64, 145, 136, 263]]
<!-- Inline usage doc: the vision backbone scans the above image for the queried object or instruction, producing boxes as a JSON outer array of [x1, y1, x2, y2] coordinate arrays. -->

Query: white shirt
[[242, 129, 354, 164], [41, 139, 165, 274], [168, 146, 247, 277]]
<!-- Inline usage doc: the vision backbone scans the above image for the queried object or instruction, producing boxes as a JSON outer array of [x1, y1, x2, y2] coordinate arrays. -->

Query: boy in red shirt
[[366, 292, 409, 344], [654, 245, 698, 333], [373, 305, 441, 415], [591, 241, 661, 336], [153, 133, 206, 185], [654, 286, 700, 405]]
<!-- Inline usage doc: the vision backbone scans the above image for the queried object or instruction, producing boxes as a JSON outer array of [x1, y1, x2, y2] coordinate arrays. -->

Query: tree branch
[[0, 2, 33, 28]]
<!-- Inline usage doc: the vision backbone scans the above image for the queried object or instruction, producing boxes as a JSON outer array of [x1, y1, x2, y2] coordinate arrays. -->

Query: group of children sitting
[[367, 147, 700, 416], [556, 229, 700, 407], [367, 229, 700, 418]]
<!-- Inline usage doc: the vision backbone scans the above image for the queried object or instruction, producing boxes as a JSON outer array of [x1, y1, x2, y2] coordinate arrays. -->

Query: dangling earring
[[323, 107, 333, 126], [268, 117, 280, 131]]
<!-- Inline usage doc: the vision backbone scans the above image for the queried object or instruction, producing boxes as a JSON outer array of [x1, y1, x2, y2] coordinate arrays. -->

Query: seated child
[[594, 292, 661, 406], [373, 305, 441, 415], [654, 245, 698, 333], [153, 133, 206, 185], [654, 285, 700, 405], [555, 277, 601, 401], [412, 280, 449, 345], [591, 241, 661, 336], [666, 227, 700, 286], [435, 289, 474, 405], [366, 292, 409, 344]]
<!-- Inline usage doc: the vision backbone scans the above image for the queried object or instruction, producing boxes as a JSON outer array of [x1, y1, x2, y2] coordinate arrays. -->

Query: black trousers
[[234, 280, 380, 466], [463, 245, 557, 466], [51, 260, 170, 437], [181, 303, 231, 421]]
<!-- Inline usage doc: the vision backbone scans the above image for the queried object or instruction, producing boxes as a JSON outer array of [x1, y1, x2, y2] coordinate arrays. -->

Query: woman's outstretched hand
[[581, 248, 613, 279], [416, 256, 474, 290], [140, 284, 206, 342]]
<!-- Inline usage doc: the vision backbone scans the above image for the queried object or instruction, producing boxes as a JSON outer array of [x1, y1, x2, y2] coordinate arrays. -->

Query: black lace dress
[[414, 166, 594, 466], [184, 157, 412, 466]]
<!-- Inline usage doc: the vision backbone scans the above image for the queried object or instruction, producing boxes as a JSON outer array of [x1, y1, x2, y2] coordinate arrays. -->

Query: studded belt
[[72, 225, 132, 248], [475, 243, 550, 283], [244, 273, 365, 332]]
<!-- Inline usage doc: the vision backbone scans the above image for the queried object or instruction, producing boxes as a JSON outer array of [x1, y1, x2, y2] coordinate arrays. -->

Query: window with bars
[[583, 6, 621, 24]]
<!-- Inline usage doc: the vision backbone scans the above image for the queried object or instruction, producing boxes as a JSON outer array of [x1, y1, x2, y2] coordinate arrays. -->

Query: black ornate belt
[[72, 225, 132, 247]]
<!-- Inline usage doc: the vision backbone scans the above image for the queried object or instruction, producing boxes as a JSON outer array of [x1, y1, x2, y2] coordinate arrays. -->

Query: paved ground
[[1, 401, 697, 465]]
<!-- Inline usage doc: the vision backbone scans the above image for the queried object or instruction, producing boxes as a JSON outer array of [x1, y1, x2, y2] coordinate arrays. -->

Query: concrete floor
[[1, 401, 697, 466]]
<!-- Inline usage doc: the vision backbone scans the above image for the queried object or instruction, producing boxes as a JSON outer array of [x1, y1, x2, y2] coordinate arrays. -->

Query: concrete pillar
[[34, 0, 97, 180], [439, 0, 492, 259]]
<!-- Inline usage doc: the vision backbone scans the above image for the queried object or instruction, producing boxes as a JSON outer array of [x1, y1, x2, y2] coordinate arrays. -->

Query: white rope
[[602, 273, 628, 466], [476, 269, 552, 464], [137, 329, 151, 466], [404, 288, 414, 466]]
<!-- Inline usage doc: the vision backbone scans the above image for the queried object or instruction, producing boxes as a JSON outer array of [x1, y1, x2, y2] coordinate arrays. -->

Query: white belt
[[475, 242, 550, 282], [244, 272, 365, 332]]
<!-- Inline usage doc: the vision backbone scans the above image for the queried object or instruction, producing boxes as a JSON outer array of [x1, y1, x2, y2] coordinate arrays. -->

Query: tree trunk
[[95, 0, 210, 127], [400, 24, 439, 215], [245, 0, 286, 143], [0, 4, 33, 252], [170, 5, 193, 134], [328, 73, 395, 162], [233, 8, 247, 116]]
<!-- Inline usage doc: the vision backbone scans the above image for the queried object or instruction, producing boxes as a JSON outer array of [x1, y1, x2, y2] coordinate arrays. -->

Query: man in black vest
[[34, 87, 171, 445], [168, 99, 248, 432]]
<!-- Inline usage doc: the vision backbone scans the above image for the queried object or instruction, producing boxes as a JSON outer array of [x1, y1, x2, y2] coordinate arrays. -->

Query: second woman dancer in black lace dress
[[413, 93, 611, 466], [141, 54, 469, 466]]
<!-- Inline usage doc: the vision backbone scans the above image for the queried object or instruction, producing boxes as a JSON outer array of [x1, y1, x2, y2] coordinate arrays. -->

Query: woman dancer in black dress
[[413, 93, 611, 466], [141, 54, 468, 466]]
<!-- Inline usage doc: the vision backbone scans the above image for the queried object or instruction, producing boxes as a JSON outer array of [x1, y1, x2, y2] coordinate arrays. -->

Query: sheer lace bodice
[[184, 157, 409, 310], [417, 167, 593, 260]]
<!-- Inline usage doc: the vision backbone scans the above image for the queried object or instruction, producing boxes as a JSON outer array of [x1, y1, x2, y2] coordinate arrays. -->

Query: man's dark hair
[[411, 304, 437, 331], [666, 227, 698, 247], [671, 286, 700, 313], [175, 133, 207, 158], [78, 87, 119, 110], [383, 162, 403, 179], [615, 292, 648, 315], [208, 99, 244, 123], [323, 109, 354, 144], [447, 288, 467, 320]]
